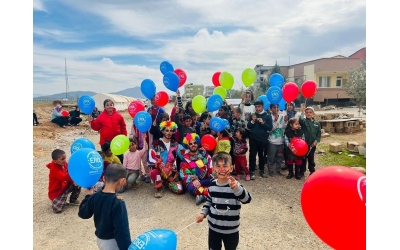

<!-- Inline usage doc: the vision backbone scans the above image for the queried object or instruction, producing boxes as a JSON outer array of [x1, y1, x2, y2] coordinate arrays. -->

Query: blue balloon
[[257, 95, 271, 111], [68, 148, 103, 188], [209, 117, 225, 132], [206, 94, 223, 112], [134, 111, 152, 133], [78, 95, 96, 115], [269, 73, 284, 88], [141, 79, 156, 100], [160, 61, 174, 75], [163, 71, 180, 92], [129, 229, 177, 250], [278, 98, 286, 111], [70, 138, 95, 154], [221, 118, 230, 129], [266, 86, 283, 105]]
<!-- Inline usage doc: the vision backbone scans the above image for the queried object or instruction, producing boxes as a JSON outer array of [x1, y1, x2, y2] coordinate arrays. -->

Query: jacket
[[299, 114, 321, 146], [46, 161, 73, 200], [90, 108, 127, 146], [214, 137, 231, 154], [247, 111, 273, 143], [284, 128, 306, 160]]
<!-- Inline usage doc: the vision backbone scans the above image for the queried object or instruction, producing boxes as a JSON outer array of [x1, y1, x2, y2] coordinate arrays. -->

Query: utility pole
[[65, 58, 69, 100]]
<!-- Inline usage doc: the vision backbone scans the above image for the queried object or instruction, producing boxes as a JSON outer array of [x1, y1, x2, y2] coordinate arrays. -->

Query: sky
[[33, 0, 366, 96]]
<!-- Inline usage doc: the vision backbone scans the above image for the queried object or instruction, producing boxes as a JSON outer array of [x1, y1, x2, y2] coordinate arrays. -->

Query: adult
[[239, 90, 256, 131], [179, 133, 213, 205], [88, 99, 127, 163], [91, 107, 101, 119], [33, 110, 40, 126], [148, 121, 183, 198], [284, 102, 301, 119], [247, 100, 273, 179], [51, 104, 69, 128], [69, 106, 82, 126], [146, 97, 166, 152]]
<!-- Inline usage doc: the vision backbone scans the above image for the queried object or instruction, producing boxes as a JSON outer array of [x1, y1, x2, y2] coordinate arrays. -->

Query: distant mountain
[[33, 93, 44, 98], [111, 87, 145, 99], [33, 91, 97, 100]]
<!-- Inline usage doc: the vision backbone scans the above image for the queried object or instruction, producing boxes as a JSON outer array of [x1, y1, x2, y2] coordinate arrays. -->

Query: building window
[[336, 77, 342, 87], [319, 76, 330, 88], [259, 77, 264, 82]]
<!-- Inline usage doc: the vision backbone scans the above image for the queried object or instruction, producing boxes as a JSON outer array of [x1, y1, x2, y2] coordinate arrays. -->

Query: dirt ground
[[33, 102, 366, 250]]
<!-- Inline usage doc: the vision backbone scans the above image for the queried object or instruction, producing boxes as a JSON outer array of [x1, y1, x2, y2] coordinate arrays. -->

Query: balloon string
[[175, 221, 197, 235]]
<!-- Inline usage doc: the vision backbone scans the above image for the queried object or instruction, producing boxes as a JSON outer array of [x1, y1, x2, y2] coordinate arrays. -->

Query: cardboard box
[[347, 141, 359, 151], [329, 143, 342, 152]]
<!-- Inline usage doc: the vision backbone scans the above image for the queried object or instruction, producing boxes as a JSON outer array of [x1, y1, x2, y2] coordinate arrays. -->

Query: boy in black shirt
[[78, 163, 131, 250]]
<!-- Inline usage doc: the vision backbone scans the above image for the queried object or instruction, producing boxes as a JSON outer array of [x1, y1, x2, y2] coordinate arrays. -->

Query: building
[[183, 83, 204, 99], [204, 86, 215, 97], [253, 65, 274, 89], [91, 93, 137, 112]]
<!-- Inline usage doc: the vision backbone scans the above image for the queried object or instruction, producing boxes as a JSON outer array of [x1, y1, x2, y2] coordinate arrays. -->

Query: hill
[[33, 87, 145, 100], [111, 87, 144, 98]]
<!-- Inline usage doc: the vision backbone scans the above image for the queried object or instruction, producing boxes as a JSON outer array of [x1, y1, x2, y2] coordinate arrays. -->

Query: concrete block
[[329, 143, 342, 152], [334, 122, 344, 128], [321, 133, 330, 138], [325, 114, 333, 120], [347, 141, 359, 151], [335, 127, 344, 133], [347, 114, 354, 118], [344, 127, 353, 133], [321, 129, 325, 134]]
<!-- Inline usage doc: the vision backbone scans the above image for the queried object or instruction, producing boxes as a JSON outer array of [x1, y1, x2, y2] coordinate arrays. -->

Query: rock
[[316, 149, 326, 154]]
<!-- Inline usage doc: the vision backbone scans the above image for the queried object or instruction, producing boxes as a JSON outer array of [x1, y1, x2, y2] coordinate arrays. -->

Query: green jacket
[[299, 114, 321, 146]]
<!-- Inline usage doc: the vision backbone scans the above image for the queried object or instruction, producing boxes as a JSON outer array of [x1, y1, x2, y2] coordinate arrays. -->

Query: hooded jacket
[[90, 108, 127, 146], [299, 114, 321, 146], [51, 105, 63, 120], [46, 161, 73, 200], [247, 110, 273, 143]]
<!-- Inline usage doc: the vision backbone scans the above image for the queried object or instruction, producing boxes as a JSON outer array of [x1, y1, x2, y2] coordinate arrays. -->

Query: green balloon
[[213, 86, 227, 99], [242, 68, 257, 87], [110, 135, 130, 155], [192, 95, 207, 114], [219, 71, 234, 90]]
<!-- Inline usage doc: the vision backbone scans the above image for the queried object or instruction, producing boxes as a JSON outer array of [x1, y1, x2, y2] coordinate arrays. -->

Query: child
[[284, 118, 306, 180], [239, 90, 255, 131], [78, 163, 132, 250], [119, 134, 148, 193], [101, 141, 121, 164], [46, 149, 81, 213], [213, 129, 231, 155], [199, 112, 212, 138], [190, 111, 201, 135], [233, 128, 250, 181], [229, 107, 246, 134], [91, 151, 110, 193], [299, 107, 321, 177], [196, 152, 252, 250]]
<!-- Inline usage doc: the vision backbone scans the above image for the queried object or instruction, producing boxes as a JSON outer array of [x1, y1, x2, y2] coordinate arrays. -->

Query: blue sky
[[33, 0, 366, 96]]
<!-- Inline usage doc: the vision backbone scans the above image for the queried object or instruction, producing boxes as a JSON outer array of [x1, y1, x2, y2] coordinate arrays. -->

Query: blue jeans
[[267, 143, 284, 173], [118, 170, 139, 193]]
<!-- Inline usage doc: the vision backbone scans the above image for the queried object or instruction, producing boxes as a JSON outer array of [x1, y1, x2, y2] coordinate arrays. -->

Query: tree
[[345, 60, 366, 115], [258, 61, 285, 95]]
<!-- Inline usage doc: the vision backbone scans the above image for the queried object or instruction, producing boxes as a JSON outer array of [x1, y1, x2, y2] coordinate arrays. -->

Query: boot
[[286, 164, 294, 179], [295, 165, 301, 180]]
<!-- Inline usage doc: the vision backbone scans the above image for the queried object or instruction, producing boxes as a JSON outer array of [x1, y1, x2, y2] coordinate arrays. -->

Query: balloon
[[163, 71, 180, 92], [301, 80, 318, 98], [266, 86, 283, 104], [278, 98, 286, 111], [209, 117, 225, 132], [269, 73, 284, 88], [61, 110, 69, 117], [289, 138, 308, 156], [128, 100, 145, 118], [241, 68, 256, 87], [221, 118, 230, 129], [212, 72, 221, 87], [282, 82, 299, 103], [134, 111, 152, 133], [140, 79, 156, 100], [257, 95, 270, 111], [154, 91, 169, 107], [70, 138, 95, 154], [301, 166, 366, 250], [201, 134, 217, 151], [160, 61, 174, 75], [110, 135, 130, 156], [68, 148, 103, 188], [129, 229, 177, 250], [192, 95, 207, 114], [219, 71, 234, 90], [213, 86, 227, 99], [174, 68, 187, 87], [206, 94, 223, 112], [78, 95, 96, 114]]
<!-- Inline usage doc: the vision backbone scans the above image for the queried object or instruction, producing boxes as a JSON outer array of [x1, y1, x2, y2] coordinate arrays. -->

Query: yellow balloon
[[192, 95, 207, 114], [219, 72, 234, 90], [242, 68, 256, 87], [213, 86, 227, 99]]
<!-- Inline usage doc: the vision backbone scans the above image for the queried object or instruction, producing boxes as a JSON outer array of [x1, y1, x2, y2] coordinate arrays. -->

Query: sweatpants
[[96, 237, 119, 250], [208, 228, 239, 250], [301, 145, 316, 174], [267, 143, 284, 173]]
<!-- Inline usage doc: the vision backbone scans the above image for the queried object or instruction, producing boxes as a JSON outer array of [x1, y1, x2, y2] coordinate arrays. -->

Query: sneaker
[[68, 200, 80, 206], [196, 195, 206, 205], [132, 182, 139, 190], [286, 173, 294, 179], [245, 175, 251, 181], [236, 175, 241, 180], [145, 177, 151, 183], [250, 171, 255, 180], [260, 172, 268, 178]]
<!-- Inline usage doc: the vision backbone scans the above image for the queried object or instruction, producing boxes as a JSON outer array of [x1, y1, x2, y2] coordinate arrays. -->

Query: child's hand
[[228, 175, 238, 190], [87, 115, 93, 122], [196, 213, 205, 223]]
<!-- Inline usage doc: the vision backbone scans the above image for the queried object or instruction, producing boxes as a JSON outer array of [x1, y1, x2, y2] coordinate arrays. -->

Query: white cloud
[[33, 0, 47, 12], [33, 27, 85, 43]]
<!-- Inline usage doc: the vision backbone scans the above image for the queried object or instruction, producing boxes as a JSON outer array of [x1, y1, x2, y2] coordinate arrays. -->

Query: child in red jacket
[[46, 149, 81, 213]]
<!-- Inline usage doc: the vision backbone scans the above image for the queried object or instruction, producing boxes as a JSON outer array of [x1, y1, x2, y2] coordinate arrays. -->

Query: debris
[[348, 154, 356, 158]]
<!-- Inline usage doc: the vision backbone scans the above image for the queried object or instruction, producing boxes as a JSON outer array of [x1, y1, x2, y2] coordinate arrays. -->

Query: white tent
[[91, 93, 137, 112]]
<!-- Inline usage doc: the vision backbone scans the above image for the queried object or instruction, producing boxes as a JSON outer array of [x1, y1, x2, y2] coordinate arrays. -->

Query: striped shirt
[[201, 179, 252, 234]]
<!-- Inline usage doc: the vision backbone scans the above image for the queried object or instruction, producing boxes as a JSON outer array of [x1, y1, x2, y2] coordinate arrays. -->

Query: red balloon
[[301, 166, 366, 250], [174, 68, 187, 87], [128, 100, 145, 118], [301, 80, 318, 98], [282, 82, 299, 103], [154, 91, 169, 107], [212, 72, 221, 87], [289, 138, 308, 156], [201, 134, 217, 151], [61, 110, 69, 117]]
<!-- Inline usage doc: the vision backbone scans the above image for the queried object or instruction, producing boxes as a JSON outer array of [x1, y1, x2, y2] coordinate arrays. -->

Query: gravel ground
[[33, 104, 365, 250]]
